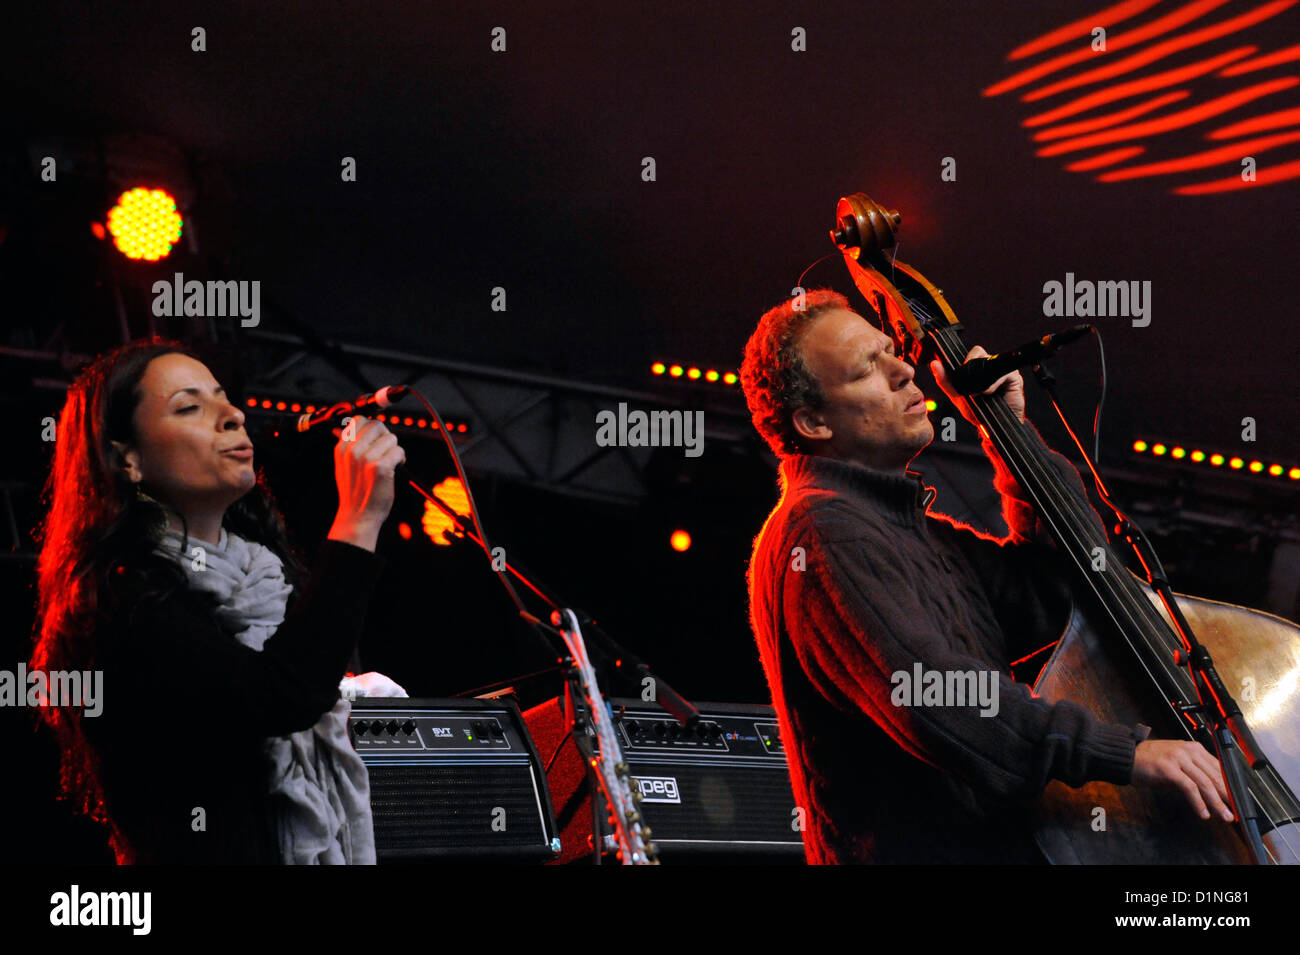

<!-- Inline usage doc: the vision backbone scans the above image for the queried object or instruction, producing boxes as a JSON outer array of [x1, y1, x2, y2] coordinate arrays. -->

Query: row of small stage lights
[[244, 396, 470, 435], [1132, 440, 1299, 481]]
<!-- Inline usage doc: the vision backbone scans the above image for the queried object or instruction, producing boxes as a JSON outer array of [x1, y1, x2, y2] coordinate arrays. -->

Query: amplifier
[[349, 697, 559, 862], [524, 697, 806, 863]]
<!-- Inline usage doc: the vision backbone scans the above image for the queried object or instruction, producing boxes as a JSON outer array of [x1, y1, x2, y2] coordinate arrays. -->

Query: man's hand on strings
[[1132, 739, 1235, 822]]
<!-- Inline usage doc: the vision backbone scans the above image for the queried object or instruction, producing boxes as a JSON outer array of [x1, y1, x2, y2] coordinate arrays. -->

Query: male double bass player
[[742, 289, 1235, 864]]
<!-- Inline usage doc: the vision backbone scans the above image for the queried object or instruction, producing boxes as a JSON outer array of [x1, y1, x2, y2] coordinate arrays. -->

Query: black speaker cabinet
[[349, 697, 559, 862]]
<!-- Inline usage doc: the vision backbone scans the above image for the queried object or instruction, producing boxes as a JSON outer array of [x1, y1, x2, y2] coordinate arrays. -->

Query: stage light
[[1190, 450, 1205, 462], [669, 364, 683, 377], [1133, 440, 1148, 452], [705, 369, 719, 382], [1249, 460, 1264, 473], [105, 187, 183, 261], [1290, 468, 1300, 480], [669, 529, 692, 552], [422, 477, 471, 546], [1152, 443, 1167, 455], [1171, 446, 1186, 459], [1269, 464, 1283, 476], [1210, 454, 1224, 466], [925, 399, 937, 412], [397, 522, 413, 540], [1229, 457, 1244, 469], [687, 367, 701, 380], [723, 372, 738, 385], [651, 362, 666, 375]]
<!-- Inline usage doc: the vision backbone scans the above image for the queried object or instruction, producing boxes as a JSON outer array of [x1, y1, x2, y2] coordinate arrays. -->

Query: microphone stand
[[396, 462, 693, 863]]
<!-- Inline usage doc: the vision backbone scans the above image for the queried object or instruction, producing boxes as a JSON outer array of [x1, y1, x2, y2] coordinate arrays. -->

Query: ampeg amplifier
[[349, 697, 559, 862], [523, 697, 806, 863]]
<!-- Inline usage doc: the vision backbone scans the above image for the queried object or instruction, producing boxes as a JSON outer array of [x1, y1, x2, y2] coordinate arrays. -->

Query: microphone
[[282, 386, 409, 435], [946, 325, 1093, 395]]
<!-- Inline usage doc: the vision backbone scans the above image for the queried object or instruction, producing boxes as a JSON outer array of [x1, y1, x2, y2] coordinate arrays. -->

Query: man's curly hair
[[741, 289, 851, 457]]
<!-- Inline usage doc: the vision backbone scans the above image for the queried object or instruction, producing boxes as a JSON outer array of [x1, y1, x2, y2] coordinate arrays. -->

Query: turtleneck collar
[[779, 453, 936, 529]]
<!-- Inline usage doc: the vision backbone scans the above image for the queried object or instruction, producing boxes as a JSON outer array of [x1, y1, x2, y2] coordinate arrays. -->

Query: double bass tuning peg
[[831, 194, 902, 255]]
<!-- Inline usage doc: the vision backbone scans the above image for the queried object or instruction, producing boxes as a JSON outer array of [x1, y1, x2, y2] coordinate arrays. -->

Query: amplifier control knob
[[385, 720, 400, 735], [626, 721, 641, 738], [401, 720, 416, 735], [489, 723, 504, 739], [352, 721, 368, 735]]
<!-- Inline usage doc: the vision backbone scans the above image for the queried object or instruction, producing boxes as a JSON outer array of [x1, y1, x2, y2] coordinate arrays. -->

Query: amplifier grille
[[366, 764, 548, 858], [633, 763, 801, 847]]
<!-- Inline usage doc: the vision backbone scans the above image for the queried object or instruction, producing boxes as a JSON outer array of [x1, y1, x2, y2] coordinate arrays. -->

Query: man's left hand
[[930, 346, 1026, 424]]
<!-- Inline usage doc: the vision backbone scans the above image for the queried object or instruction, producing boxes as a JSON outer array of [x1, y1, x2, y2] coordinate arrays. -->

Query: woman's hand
[[326, 417, 406, 552], [930, 345, 1027, 424]]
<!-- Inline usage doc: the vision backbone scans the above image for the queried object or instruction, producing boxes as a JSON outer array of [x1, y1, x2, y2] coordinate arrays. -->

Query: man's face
[[792, 308, 933, 471]]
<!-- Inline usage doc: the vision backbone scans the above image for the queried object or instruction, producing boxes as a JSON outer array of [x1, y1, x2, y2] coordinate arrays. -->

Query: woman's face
[[114, 353, 256, 513]]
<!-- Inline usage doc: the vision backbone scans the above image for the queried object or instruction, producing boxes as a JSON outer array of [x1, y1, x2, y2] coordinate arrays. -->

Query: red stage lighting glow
[[989, 0, 1300, 194], [669, 529, 692, 552]]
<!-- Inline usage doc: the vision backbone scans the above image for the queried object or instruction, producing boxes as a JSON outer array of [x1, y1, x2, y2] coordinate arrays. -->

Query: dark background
[[3, 1, 1297, 862]]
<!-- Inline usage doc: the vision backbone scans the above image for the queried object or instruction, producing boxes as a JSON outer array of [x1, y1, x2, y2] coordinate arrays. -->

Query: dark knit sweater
[[747, 439, 1146, 864], [84, 538, 385, 864]]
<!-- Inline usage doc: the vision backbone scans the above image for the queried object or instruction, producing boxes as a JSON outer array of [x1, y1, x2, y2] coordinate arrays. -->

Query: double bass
[[829, 193, 1300, 864]]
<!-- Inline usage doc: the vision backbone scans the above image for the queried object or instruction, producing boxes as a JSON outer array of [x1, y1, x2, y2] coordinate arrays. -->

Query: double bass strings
[[916, 309, 1294, 861]]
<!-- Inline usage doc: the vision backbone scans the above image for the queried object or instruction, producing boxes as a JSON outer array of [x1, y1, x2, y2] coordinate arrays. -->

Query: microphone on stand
[[946, 325, 1093, 395], [258, 386, 410, 441]]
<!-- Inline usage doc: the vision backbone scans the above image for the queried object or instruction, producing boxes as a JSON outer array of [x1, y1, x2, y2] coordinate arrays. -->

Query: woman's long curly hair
[[28, 337, 306, 835]]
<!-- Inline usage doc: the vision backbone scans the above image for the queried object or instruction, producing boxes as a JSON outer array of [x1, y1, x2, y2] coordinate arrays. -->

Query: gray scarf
[[157, 527, 376, 865]]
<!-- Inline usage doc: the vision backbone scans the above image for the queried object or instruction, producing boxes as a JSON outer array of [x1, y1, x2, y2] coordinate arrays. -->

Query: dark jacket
[[747, 443, 1145, 864], [83, 538, 385, 864]]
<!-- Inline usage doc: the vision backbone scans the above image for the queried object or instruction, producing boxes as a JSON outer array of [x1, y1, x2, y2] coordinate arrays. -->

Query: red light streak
[[984, 0, 1235, 97], [1024, 48, 1253, 127], [1173, 156, 1300, 192], [1097, 130, 1300, 180], [1065, 146, 1147, 170], [1033, 90, 1191, 141], [1008, 0, 1163, 61], [1219, 42, 1300, 75], [1023, 1, 1298, 103], [1210, 106, 1300, 137], [1037, 77, 1299, 156]]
